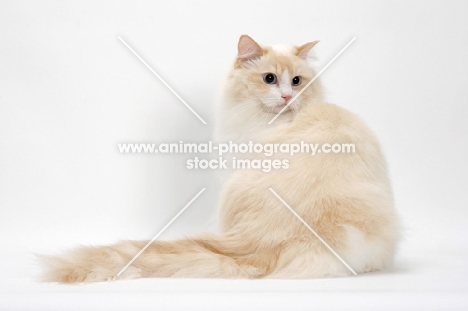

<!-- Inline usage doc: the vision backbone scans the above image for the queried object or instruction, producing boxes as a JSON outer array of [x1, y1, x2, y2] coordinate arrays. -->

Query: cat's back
[[289, 102, 379, 146], [262, 103, 384, 173], [262, 102, 391, 196]]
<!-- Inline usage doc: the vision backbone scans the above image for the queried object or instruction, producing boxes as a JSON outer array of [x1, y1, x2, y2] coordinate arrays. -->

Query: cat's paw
[[241, 264, 264, 278]]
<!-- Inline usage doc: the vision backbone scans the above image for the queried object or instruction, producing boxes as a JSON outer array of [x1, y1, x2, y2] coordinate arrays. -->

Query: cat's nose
[[282, 95, 292, 102]]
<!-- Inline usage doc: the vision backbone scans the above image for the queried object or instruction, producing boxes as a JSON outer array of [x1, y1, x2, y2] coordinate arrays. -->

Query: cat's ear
[[296, 41, 320, 60], [237, 35, 264, 63]]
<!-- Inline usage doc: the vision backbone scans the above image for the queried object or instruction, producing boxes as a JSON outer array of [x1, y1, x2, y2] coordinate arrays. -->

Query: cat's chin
[[262, 104, 291, 114]]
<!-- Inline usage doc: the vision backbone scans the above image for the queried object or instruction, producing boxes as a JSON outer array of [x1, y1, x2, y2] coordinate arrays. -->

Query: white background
[[1, 1, 467, 310]]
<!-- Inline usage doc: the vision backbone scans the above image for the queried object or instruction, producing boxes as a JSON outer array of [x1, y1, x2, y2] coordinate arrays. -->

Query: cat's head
[[224, 35, 323, 116]]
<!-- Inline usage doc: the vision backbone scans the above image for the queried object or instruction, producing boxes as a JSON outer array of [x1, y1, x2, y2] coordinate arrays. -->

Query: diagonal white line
[[268, 37, 356, 124], [116, 187, 207, 277], [118, 36, 207, 125], [269, 188, 357, 276]]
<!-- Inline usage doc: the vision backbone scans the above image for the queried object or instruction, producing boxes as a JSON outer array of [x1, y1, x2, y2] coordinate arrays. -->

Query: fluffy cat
[[40, 35, 400, 282]]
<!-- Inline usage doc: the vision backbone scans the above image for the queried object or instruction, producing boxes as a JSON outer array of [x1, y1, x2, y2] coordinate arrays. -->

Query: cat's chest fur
[[215, 105, 294, 143]]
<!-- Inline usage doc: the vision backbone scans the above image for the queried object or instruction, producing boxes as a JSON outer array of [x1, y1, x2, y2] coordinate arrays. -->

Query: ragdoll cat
[[40, 35, 400, 282]]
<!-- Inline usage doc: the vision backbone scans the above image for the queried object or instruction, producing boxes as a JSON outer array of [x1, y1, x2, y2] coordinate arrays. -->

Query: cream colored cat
[[40, 35, 400, 282]]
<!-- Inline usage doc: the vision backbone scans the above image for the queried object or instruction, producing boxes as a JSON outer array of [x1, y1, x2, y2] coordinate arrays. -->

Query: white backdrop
[[1, 1, 468, 310]]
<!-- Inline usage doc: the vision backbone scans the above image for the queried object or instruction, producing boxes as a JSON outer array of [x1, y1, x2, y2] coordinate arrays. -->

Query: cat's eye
[[292, 76, 302, 86], [263, 73, 277, 84]]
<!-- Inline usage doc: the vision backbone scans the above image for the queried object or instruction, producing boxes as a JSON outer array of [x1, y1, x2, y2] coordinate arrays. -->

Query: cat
[[39, 35, 400, 282]]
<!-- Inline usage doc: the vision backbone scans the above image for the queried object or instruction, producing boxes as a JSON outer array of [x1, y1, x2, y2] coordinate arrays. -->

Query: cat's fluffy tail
[[39, 234, 278, 283]]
